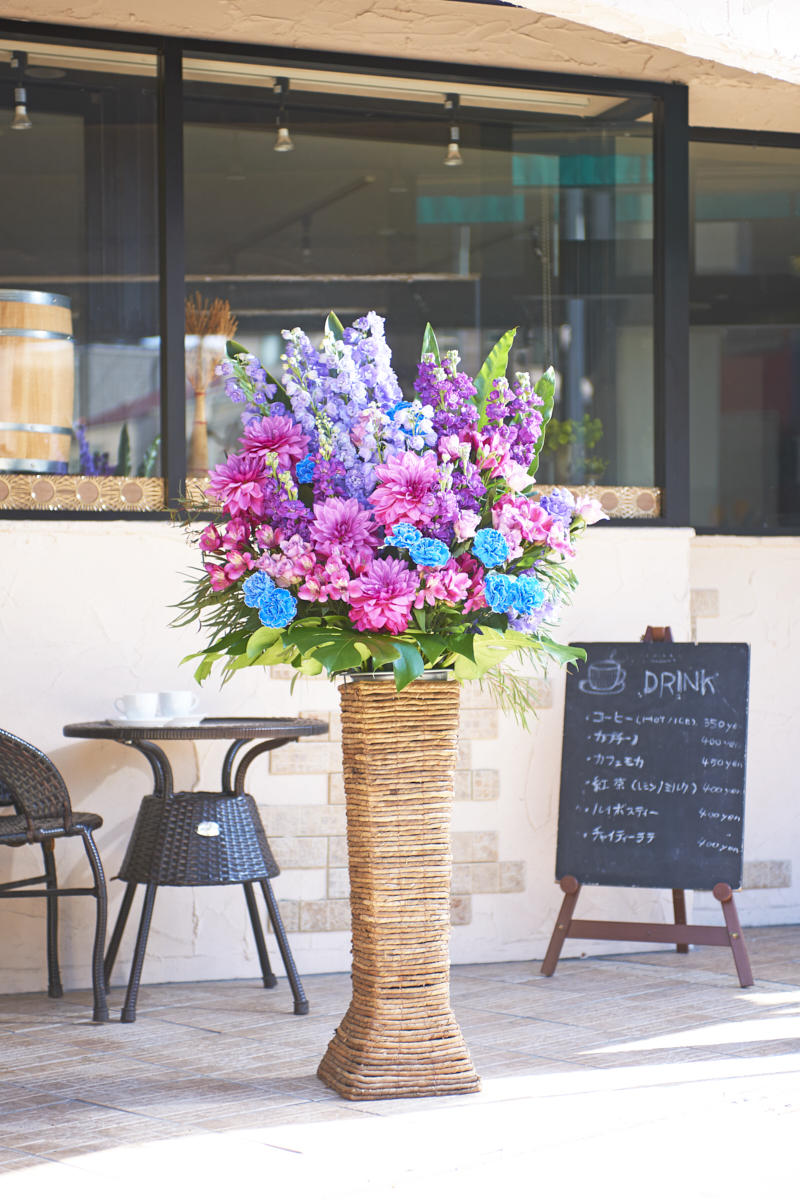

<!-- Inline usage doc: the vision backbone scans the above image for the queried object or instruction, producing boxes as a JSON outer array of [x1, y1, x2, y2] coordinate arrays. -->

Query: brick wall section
[[260, 674, 535, 934]]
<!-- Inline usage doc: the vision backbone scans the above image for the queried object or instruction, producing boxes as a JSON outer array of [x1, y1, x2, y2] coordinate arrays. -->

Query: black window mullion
[[653, 83, 690, 526], [158, 40, 186, 506]]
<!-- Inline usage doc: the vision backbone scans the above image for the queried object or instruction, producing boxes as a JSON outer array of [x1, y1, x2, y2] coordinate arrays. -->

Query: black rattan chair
[[0, 729, 109, 1022]]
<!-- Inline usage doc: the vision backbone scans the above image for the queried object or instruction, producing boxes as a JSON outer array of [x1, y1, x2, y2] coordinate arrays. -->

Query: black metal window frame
[[0, 17, 689, 525], [689, 126, 800, 536]]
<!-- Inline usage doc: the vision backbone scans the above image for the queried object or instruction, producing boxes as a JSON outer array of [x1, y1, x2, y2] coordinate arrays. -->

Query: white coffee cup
[[114, 693, 159, 720], [157, 691, 198, 719]]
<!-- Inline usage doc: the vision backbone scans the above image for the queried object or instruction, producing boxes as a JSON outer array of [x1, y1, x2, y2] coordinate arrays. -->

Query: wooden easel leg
[[541, 876, 581, 976], [672, 888, 689, 953], [713, 883, 754, 988]]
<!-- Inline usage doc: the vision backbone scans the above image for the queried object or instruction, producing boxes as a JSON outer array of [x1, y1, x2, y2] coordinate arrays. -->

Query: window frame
[[0, 16, 688, 523]]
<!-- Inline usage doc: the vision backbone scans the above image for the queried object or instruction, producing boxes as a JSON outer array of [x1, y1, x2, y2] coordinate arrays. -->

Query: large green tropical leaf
[[474, 328, 517, 429], [391, 640, 426, 690], [528, 367, 557, 478]]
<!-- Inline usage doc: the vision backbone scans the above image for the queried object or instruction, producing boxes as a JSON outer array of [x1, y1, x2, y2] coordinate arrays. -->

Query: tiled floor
[[1, 926, 799, 1199]]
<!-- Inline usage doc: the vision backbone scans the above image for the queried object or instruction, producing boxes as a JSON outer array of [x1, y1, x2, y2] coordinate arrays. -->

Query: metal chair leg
[[40, 838, 63, 999], [104, 881, 137, 990], [259, 878, 309, 1015], [243, 882, 277, 988], [81, 830, 109, 1023], [121, 883, 157, 1024]]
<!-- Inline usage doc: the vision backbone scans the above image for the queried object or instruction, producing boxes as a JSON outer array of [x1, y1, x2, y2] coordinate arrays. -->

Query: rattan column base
[[317, 677, 480, 1101]]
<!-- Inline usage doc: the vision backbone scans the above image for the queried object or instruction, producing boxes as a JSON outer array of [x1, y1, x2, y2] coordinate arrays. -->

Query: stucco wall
[[3, 0, 800, 132]]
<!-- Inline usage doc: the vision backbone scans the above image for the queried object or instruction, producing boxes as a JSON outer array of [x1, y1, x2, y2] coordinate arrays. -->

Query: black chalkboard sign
[[555, 642, 749, 891]]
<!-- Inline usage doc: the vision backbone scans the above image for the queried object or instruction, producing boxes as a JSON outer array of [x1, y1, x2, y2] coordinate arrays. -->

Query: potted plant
[[175, 312, 605, 1099]]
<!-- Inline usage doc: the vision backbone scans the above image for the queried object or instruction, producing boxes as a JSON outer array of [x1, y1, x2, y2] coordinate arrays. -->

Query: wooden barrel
[[0, 289, 74, 472]]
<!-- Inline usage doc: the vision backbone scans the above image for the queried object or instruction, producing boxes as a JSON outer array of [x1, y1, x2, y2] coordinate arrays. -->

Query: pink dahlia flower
[[310, 497, 378, 567], [369, 450, 438, 531], [206, 453, 269, 517], [348, 557, 418, 635], [239, 414, 309, 469]]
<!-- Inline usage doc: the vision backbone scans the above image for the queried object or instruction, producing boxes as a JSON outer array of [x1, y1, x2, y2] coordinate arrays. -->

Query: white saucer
[[165, 714, 207, 726], [108, 716, 171, 727]]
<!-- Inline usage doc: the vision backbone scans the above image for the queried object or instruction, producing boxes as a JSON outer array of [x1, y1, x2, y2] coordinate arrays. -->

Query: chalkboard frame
[[554, 641, 750, 892]]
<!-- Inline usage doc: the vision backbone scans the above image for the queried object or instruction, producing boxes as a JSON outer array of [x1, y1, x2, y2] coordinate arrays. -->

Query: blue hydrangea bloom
[[258, 586, 297, 628], [409, 537, 450, 568], [296, 455, 315, 484], [514, 573, 546, 614], [484, 571, 519, 613], [242, 572, 274, 608], [385, 522, 423, 550], [472, 527, 509, 569]]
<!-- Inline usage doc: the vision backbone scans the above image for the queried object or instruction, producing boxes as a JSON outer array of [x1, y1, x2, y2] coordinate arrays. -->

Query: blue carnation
[[472, 527, 509, 569], [409, 537, 450, 568], [242, 572, 274, 608], [296, 455, 315, 484], [258, 586, 297, 628], [385, 522, 423, 550], [484, 571, 519, 613], [514, 573, 546, 614]]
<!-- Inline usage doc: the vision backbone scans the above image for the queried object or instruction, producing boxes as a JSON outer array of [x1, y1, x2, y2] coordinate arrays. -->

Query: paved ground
[[1, 925, 799, 1199]]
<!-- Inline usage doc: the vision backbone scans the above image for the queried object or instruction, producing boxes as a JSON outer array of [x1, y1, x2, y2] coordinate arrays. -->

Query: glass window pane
[[183, 57, 654, 488], [0, 39, 160, 483], [690, 140, 800, 529]]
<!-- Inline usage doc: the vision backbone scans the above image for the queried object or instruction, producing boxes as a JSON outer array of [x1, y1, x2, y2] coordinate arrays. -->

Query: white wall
[[1, 521, 796, 997]]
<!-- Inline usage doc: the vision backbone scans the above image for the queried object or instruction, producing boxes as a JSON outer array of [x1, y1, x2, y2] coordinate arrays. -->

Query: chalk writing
[[556, 642, 749, 890]]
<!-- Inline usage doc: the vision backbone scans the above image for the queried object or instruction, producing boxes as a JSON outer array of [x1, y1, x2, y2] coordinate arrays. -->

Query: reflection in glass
[[690, 141, 800, 528], [0, 40, 160, 479], [183, 59, 655, 486]]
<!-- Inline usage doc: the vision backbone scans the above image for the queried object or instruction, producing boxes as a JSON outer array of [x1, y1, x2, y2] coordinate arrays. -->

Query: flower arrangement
[[176, 312, 605, 721]]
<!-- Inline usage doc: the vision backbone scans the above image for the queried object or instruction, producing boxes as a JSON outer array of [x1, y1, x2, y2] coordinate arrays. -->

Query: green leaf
[[529, 367, 557, 478], [325, 312, 345, 341], [353, 637, 401, 668], [139, 434, 161, 477], [474, 328, 517, 429], [116, 422, 131, 477], [453, 653, 482, 682], [193, 652, 221, 684], [537, 636, 587, 668], [298, 657, 324, 676], [421, 322, 441, 364], [246, 626, 282, 661], [265, 370, 291, 409], [409, 632, 448, 666], [392, 640, 426, 691], [312, 636, 364, 675], [226, 339, 250, 358]]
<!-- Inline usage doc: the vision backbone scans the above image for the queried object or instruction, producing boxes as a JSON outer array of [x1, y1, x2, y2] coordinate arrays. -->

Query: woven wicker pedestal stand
[[317, 675, 480, 1100]]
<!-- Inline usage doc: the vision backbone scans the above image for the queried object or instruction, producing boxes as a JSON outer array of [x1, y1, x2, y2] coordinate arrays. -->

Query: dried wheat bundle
[[185, 292, 239, 393]]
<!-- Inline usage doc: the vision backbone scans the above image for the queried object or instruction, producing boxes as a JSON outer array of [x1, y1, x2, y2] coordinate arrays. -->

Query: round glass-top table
[[64, 717, 328, 1022]]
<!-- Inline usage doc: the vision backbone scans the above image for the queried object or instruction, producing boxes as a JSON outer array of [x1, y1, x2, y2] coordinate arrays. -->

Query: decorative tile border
[[534, 484, 661, 519], [0, 475, 659, 519], [185, 478, 661, 520], [0, 474, 165, 512]]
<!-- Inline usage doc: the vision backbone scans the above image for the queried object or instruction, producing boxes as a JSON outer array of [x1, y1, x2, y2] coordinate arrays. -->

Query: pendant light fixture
[[273, 78, 294, 153], [443, 94, 462, 167], [10, 51, 32, 131]]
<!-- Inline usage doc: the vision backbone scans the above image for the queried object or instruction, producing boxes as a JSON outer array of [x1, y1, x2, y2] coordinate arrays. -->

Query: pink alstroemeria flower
[[198, 523, 222, 552], [204, 562, 230, 592]]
